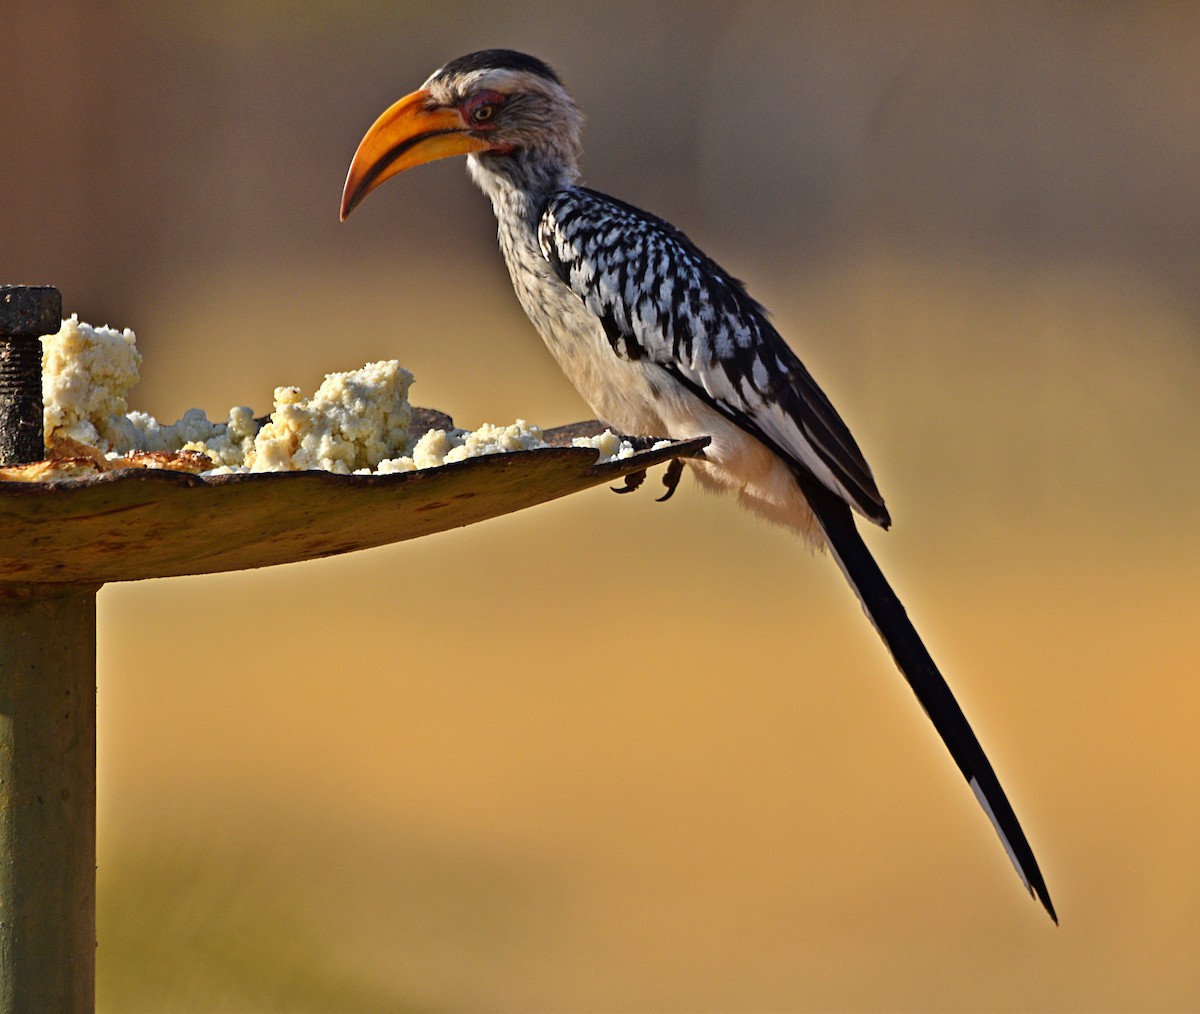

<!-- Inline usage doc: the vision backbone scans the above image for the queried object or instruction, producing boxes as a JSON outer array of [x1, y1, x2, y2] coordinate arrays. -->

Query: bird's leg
[[611, 469, 646, 494], [656, 457, 685, 502]]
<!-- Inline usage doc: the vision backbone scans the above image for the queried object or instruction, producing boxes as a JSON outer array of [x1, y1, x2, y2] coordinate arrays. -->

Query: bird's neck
[[467, 149, 577, 227]]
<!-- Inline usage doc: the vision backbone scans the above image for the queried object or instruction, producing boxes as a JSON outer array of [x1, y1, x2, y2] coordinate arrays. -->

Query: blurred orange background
[[5, 2, 1200, 1010]]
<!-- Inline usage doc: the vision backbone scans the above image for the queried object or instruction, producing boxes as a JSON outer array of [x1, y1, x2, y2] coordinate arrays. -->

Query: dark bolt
[[0, 286, 62, 467]]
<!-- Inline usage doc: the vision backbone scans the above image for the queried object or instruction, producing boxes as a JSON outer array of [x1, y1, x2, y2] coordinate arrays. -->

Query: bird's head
[[340, 49, 582, 220]]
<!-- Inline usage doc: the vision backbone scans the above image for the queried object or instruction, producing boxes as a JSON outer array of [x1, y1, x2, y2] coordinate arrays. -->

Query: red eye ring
[[462, 90, 507, 129]]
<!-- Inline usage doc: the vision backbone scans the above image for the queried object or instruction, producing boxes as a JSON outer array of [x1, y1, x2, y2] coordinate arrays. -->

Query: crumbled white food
[[571, 428, 659, 462], [112, 406, 259, 466], [41, 316, 258, 463], [247, 361, 414, 473], [369, 422, 650, 474], [38, 317, 660, 476], [371, 420, 546, 473], [42, 316, 142, 450], [180, 406, 259, 467]]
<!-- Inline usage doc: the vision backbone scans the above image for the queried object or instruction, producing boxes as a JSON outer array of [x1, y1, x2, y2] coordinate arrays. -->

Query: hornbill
[[340, 49, 1056, 922]]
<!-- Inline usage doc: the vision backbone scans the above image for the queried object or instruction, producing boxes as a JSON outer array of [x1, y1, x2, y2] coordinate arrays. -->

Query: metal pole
[[0, 285, 94, 1011], [0, 584, 97, 1013]]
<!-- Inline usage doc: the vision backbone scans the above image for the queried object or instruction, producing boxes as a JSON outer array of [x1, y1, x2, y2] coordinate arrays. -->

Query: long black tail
[[794, 469, 1057, 923]]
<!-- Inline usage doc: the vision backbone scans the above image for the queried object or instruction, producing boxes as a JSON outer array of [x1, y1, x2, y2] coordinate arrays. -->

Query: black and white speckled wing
[[342, 48, 1056, 922], [538, 187, 890, 527], [540, 186, 1061, 922]]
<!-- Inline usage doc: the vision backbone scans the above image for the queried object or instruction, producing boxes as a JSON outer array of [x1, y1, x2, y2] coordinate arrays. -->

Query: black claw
[[656, 457, 684, 502], [611, 469, 647, 494]]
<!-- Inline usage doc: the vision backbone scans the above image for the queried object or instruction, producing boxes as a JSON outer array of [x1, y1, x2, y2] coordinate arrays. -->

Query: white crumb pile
[[38, 316, 647, 476]]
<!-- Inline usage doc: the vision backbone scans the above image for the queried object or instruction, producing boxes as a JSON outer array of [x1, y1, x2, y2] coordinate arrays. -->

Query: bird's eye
[[471, 104, 496, 124]]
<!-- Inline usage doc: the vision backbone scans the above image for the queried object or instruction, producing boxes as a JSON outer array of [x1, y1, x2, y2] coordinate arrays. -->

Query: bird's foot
[[656, 457, 684, 502], [611, 469, 646, 494], [610, 459, 685, 501]]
